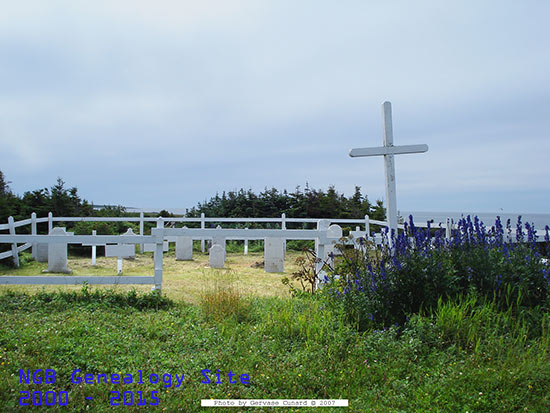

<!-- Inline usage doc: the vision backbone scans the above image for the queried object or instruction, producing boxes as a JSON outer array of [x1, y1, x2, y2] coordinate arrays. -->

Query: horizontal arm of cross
[[349, 143, 428, 158]]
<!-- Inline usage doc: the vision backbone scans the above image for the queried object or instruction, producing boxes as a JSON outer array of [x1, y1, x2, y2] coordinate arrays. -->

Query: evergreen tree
[[185, 184, 386, 222]]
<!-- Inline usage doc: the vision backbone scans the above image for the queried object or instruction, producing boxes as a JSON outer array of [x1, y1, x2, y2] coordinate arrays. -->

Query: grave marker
[[105, 229, 137, 274], [209, 244, 225, 268], [45, 227, 73, 274], [212, 225, 226, 260], [144, 241, 169, 252], [176, 227, 193, 261], [349, 101, 428, 233], [35, 244, 49, 263], [264, 237, 284, 273], [82, 229, 106, 266], [324, 224, 343, 261]]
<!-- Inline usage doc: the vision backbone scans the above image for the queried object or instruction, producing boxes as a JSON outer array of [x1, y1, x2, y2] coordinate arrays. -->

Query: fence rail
[[0, 216, 345, 291], [1, 211, 549, 291]]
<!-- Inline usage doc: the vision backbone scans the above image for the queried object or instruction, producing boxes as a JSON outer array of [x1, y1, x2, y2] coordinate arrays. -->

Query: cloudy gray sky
[[1, 0, 549, 214]]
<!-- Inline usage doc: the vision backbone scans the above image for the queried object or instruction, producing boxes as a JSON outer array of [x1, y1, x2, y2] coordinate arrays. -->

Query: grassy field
[[1, 251, 550, 411], [0, 250, 301, 303]]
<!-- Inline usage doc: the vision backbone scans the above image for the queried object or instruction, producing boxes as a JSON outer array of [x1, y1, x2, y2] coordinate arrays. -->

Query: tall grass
[[1, 288, 549, 411], [199, 270, 250, 323], [429, 293, 536, 353]]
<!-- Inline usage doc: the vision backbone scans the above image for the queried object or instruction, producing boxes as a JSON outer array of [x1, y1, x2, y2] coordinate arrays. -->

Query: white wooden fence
[[1, 211, 549, 291], [0, 211, 383, 264], [0, 215, 344, 291]]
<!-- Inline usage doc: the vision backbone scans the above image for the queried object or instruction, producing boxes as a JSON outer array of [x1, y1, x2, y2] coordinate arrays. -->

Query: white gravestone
[[324, 224, 343, 262], [175, 230, 193, 261], [45, 227, 73, 274], [315, 221, 343, 262], [349, 101, 428, 234], [264, 237, 284, 273], [105, 244, 135, 257], [35, 243, 49, 262], [144, 241, 169, 252], [212, 226, 226, 260], [315, 223, 343, 289], [209, 244, 225, 268]]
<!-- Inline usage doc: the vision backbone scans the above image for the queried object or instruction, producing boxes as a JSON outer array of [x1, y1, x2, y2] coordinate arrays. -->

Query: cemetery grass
[[0, 287, 549, 412], [1, 256, 550, 411], [0, 250, 302, 304]]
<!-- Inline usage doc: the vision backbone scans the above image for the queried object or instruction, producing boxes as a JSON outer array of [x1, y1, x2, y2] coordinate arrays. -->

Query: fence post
[[281, 213, 287, 254], [91, 230, 97, 266], [48, 212, 53, 233], [315, 219, 330, 280], [445, 218, 451, 241], [364, 214, 370, 240], [139, 211, 144, 254], [31, 212, 37, 260], [153, 218, 164, 291], [8, 216, 20, 268], [200, 213, 205, 252], [244, 227, 249, 255]]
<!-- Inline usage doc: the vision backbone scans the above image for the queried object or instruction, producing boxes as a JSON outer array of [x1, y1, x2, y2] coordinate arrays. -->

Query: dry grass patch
[[0, 250, 303, 303]]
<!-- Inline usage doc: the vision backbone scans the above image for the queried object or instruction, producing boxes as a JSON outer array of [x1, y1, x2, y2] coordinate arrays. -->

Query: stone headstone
[[212, 236, 226, 247], [209, 244, 225, 268], [212, 228, 226, 260], [326, 224, 344, 258], [327, 224, 343, 240], [264, 237, 284, 273], [46, 227, 72, 274], [176, 236, 193, 260], [35, 243, 48, 262], [105, 244, 136, 258], [316, 224, 343, 263], [143, 241, 169, 252]]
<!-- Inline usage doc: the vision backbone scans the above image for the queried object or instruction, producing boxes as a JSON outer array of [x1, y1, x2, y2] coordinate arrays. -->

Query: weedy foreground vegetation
[[0, 217, 550, 411]]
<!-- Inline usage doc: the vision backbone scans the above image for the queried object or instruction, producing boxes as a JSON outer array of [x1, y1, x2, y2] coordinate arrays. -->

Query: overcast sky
[[1, 1, 549, 215]]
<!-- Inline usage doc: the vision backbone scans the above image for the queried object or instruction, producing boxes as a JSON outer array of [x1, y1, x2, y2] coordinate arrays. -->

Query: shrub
[[323, 216, 550, 331], [282, 248, 322, 294], [0, 286, 174, 312]]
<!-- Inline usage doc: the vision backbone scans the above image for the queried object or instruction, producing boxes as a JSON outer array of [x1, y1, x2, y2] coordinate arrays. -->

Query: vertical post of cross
[[8, 216, 19, 268], [153, 217, 164, 292], [349, 101, 428, 237], [382, 102, 398, 234], [446, 218, 452, 241], [48, 212, 53, 234]]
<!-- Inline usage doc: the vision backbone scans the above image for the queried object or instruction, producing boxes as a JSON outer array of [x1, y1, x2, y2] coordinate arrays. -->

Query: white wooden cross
[[105, 228, 137, 274], [349, 101, 428, 233]]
